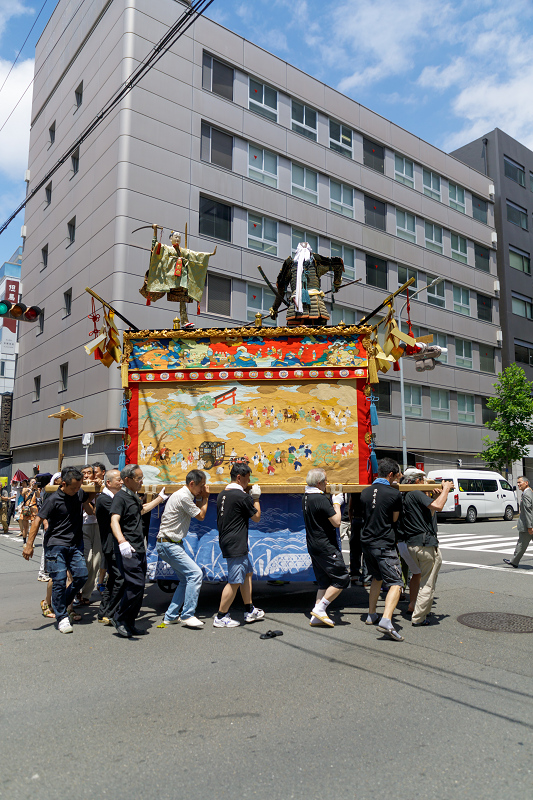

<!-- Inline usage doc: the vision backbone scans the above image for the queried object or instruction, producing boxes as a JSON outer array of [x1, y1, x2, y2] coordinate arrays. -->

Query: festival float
[[83, 225, 426, 588]]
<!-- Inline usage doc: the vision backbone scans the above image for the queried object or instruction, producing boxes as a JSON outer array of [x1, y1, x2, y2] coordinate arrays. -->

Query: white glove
[[159, 488, 169, 501], [332, 493, 344, 506], [250, 484, 262, 499], [119, 541, 134, 558]]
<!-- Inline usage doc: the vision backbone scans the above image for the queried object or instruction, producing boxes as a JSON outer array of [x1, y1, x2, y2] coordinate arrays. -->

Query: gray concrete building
[[12, 0, 499, 474]]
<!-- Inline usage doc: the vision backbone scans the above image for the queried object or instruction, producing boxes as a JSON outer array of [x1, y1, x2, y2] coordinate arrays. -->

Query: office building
[[12, 0, 499, 473]]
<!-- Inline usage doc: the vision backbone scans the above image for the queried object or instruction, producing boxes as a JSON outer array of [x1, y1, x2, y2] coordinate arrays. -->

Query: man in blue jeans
[[23, 466, 94, 634], [156, 469, 209, 629]]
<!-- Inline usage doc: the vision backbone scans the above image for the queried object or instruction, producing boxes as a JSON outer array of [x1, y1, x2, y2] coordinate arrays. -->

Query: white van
[[426, 469, 517, 523]]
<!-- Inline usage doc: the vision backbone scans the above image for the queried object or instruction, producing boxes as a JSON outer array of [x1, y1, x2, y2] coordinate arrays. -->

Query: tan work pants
[[407, 545, 442, 624], [81, 523, 102, 600]]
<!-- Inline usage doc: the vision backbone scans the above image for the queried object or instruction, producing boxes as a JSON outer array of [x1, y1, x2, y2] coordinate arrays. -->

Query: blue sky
[[1, 0, 533, 262]]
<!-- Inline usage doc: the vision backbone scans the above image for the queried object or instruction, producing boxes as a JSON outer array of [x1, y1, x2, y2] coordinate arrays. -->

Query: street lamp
[[398, 276, 444, 471]]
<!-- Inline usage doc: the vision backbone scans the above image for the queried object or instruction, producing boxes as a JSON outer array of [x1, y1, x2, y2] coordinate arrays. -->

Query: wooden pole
[[184, 222, 188, 248], [58, 418, 64, 471]]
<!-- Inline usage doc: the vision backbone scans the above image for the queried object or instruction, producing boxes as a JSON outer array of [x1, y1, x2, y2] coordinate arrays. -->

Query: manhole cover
[[457, 612, 533, 633]]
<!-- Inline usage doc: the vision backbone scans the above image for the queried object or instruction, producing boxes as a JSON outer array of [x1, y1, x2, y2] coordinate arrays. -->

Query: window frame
[[331, 242, 355, 279], [63, 289, 72, 317], [33, 375, 41, 402], [477, 293, 492, 323], [455, 337, 473, 369], [424, 221, 443, 253], [249, 77, 277, 122], [41, 245, 48, 271], [247, 212, 278, 256], [472, 195, 488, 223], [67, 217, 76, 245], [398, 265, 417, 294], [365, 253, 387, 290], [202, 53, 234, 101], [329, 119, 353, 158], [479, 345, 495, 374], [457, 393, 475, 424], [199, 196, 232, 242], [49, 121, 55, 145], [404, 383, 422, 417], [246, 284, 276, 327], [363, 137, 385, 174], [449, 182, 465, 213], [71, 147, 79, 175], [474, 242, 490, 272], [515, 340, 533, 367], [451, 232, 468, 263], [396, 209, 416, 242], [507, 199, 528, 230], [74, 82, 83, 109], [330, 180, 354, 217], [509, 245, 531, 274], [430, 388, 450, 421], [512, 293, 533, 319], [248, 144, 278, 188], [291, 228, 318, 254], [205, 273, 231, 317], [45, 182, 52, 205], [200, 123, 233, 171], [291, 100, 317, 141], [292, 163, 318, 204], [453, 285, 470, 316], [429, 331, 447, 363], [364, 195, 386, 231], [59, 362, 69, 392], [394, 154, 414, 187], [330, 305, 357, 327], [423, 169, 441, 201], [504, 155, 525, 187], [426, 274, 445, 308]]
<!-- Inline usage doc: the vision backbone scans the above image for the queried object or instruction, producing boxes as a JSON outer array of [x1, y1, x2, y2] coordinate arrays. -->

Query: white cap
[[403, 467, 426, 479]]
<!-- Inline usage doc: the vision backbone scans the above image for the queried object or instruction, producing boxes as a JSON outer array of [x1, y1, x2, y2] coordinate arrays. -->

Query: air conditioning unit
[[491, 231, 497, 248]]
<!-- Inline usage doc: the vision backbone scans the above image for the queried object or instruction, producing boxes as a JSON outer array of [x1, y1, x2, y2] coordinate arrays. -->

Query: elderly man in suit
[[504, 476, 533, 568]]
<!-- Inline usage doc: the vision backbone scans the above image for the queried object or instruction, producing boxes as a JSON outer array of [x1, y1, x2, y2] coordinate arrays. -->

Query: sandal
[[259, 629, 283, 640], [40, 600, 56, 619], [68, 610, 82, 622]]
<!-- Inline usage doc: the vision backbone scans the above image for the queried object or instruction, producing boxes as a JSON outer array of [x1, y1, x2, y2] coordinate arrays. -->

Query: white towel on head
[[293, 242, 311, 313]]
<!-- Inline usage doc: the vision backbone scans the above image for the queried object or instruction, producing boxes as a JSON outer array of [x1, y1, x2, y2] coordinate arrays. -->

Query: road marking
[[442, 560, 533, 574]]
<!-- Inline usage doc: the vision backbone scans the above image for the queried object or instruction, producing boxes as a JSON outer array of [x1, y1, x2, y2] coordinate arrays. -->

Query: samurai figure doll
[[269, 242, 344, 327], [139, 226, 216, 329]]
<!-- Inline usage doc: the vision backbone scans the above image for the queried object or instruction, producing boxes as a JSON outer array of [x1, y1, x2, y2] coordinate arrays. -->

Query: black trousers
[[98, 551, 125, 621], [349, 520, 368, 579], [115, 548, 147, 628]]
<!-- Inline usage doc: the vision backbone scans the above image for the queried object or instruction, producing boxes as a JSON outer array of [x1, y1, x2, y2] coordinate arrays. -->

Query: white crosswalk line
[[439, 535, 517, 545], [442, 560, 533, 574]]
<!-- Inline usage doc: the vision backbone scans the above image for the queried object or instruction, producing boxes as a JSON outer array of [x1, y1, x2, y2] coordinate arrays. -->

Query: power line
[[0, 0, 215, 237], [0, 0, 50, 97]]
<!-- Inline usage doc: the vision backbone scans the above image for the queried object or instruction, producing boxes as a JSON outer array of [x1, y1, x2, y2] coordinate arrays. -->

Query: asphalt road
[[1, 519, 533, 800]]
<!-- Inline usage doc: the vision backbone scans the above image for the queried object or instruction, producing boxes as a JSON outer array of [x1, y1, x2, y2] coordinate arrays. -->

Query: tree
[[479, 364, 533, 475]]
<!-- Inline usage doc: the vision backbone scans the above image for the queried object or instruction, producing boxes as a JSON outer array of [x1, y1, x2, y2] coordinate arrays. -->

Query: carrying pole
[[85, 288, 140, 331]]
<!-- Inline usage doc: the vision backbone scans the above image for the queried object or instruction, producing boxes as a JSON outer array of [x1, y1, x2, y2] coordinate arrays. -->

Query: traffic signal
[[413, 342, 448, 372], [0, 300, 42, 322]]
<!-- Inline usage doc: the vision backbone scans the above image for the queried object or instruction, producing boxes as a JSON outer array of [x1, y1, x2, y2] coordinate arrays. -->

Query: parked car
[[426, 469, 517, 523]]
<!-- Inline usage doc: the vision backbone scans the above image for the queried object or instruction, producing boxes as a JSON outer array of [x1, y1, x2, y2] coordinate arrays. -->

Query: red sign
[[416, 462, 424, 471], [3, 280, 19, 333]]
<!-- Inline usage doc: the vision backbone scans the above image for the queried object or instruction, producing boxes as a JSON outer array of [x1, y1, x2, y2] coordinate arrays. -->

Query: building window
[[429, 331, 447, 363], [63, 289, 72, 317], [60, 363, 69, 391], [507, 200, 528, 230], [474, 243, 490, 272], [372, 381, 391, 414], [458, 394, 475, 423], [453, 285, 470, 316], [247, 213, 277, 255], [363, 138, 384, 173], [49, 121, 55, 144], [45, 182, 52, 205], [455, 338, 473, 369], [206, 274, 231, 316], [247, 285, 275, 326], [331, 242, 355, 280], [249, 78, 277, 121], [200, 124, 233, 170], [426, 274, 445, 307], [199, 196, 231, 242], [431, 388, 450, 421], [480, 345, 495, 373], [451, 233, 468, 263], [0, 362, 5, 377], [424, 221, 443, 253], [330, 180, 354, 217], [71, 147, 79, 174], [38, 309, 44, 335], [472, 195, 488, 224], [366, 254, 387, 290], [41, 245, 48, 270], [364, 195, 386, 230], [202, 53, 233, 101], [331, 306, 356, 326], [515, 341, 533, 367], [398, 265, 417, 293], [509, 245, 530, 274], [504, 155, 525, 187], [423, 169, 441, 200], [482, 397, 497, 424], [329, 119, 352, 157], [512, 293, 533, 319], [477, 294, 492, 322], [292, 164, 318, 204], [291, 100, 317, 140], [248, 145, 277, 187], [67, 217, 76, 244], [33, 375, 41, 402], [449, 183, 465, 213], [292, 228, 318, 254], [394, 154, 414, 187], [405, 384, 422, 417], [396, 209, 416, 242], [74, 81, 83, 108]]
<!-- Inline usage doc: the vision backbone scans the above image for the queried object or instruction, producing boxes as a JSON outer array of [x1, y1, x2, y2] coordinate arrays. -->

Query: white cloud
[[0, 0, 33, 42], [0, 56, 33, 181]]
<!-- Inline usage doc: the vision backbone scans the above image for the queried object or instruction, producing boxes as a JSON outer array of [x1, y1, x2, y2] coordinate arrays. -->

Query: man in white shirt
[[156, 470, 209, 629]]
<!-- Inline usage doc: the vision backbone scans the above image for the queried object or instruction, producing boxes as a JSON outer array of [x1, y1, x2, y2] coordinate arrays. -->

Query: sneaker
[[213, 614, 240, 628], [157, 617, 180, 628], [310, 609, 334, 627], [182, 616, 204, 629], [244, 607, 265, 624], [58, 617, 73, 634]]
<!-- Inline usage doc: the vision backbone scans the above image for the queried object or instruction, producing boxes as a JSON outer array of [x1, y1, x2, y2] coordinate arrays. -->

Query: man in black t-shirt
[[399, 469, 452, 626], [360, 457, 404, 641], [23, 467, 93, 634], [95, 469, 124, 625], [303, 468, 349, 627], [110, 464, 167, 637], [214, 463, 263, 628]]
